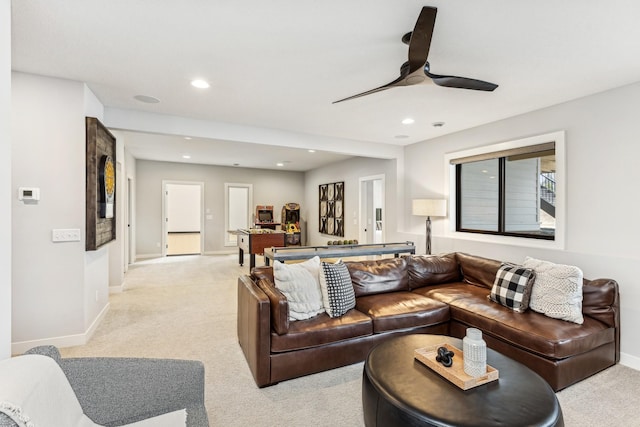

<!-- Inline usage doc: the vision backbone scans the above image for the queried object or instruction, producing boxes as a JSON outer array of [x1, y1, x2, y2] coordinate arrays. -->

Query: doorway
[[162, 181, 204, 256], [224, 183, 253, 246], [359, 175, 385, 244]]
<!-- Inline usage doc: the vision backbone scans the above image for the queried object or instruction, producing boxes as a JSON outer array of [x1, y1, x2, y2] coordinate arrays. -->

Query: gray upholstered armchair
[[0, 346, 208, 427]]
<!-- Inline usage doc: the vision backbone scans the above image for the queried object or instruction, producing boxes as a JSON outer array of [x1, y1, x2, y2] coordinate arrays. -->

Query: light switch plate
[[52, 229, 81, 242]]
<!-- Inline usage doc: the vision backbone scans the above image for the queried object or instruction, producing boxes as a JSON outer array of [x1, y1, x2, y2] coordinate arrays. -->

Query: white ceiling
[[11, 0, 640, 171]]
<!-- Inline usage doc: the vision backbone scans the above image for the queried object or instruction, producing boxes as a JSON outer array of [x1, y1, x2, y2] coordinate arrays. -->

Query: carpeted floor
[[60, 254, 638, 426]]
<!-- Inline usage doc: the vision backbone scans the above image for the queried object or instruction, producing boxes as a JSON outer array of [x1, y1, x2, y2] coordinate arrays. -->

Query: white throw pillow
[[0, 355, 97, 427], [523, 256, 584, 324], [273, 256, 324, 321]]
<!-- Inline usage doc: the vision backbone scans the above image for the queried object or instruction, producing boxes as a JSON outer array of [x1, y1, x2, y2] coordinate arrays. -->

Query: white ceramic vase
[[463, 327, 487, 377]]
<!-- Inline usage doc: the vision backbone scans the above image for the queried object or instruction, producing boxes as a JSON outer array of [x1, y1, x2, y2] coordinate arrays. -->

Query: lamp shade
[[412, 199, 447, 217]]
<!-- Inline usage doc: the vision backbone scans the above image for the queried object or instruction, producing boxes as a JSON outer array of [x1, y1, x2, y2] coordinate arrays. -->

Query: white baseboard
[[620, 352, 640, 371], [11, 303, 110, 355], [135, 253, 162, 260], [109, 284, 124, 294], [204, 250, 236, 255]]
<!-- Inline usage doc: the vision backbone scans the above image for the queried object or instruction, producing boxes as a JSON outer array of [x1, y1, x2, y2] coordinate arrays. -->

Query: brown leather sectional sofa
[[237, 252, 620, 391]]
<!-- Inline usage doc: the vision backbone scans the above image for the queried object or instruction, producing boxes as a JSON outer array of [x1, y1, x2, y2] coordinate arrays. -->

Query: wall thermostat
[[18, 187, 40, 202]]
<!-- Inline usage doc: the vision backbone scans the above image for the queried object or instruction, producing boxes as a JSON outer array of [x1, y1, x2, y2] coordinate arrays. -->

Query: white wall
[[304, 157, 405, 246], [11, 72, 109, 352], [82, 84, 110, 331], [1, 0, 12, 359], [135, 160, 305, 257], [404, 82, 640, 367]]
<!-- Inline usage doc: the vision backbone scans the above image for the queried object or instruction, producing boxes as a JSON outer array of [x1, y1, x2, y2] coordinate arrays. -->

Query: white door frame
[[127, 177, 134, 267], [358, 174, 385, 244], [162, 180, 205, 257]]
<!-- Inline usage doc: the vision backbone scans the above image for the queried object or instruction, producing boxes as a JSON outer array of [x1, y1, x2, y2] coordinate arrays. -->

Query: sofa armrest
[[582, 278, 619, 328], [237, 275, 272, 387], [582, 278, 620, 362], [24, 346, 208, 427], [25, 344, 63, 362], [257, 278, 289, 335], [59, 357, 207, 427]]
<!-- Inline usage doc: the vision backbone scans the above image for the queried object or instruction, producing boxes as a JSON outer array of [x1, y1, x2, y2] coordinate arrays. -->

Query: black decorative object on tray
[[436, 346, 454, 367]]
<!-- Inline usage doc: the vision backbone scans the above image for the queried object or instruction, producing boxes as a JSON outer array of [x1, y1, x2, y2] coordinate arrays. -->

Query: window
[[445, 132, 564, 248]]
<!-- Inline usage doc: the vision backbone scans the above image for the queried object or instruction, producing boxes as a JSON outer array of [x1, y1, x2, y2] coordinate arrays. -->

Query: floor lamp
[[412, 199, 447, 255]]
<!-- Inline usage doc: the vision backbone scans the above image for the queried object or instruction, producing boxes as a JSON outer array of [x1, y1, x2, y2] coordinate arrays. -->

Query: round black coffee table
[[363, 334, 564, 427]]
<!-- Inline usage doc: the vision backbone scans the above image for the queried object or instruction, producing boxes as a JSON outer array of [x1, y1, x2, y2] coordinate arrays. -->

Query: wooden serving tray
[[414, 343, 499, 390]]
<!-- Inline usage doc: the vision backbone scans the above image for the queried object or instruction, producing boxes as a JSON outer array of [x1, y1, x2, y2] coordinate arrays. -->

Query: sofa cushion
[[456, 253, 502, 289], [449, 297, 613, 360], [273, 257, 324, 321], [489, 263, 536, 313], [413, 282, 488, 304], [523, 257, 584, 324], [346, 258, 409, 297], [406, 253, 461, 289], [421, 284, 613, 359], [270, 310, 373, 353], [355, 292, 450, 333], [320, 261, 356, 318]]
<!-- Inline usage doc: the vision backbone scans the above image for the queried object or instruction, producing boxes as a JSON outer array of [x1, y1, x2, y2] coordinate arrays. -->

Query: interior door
[[164, 182, 203, 256], [359, 175, 385, 244]]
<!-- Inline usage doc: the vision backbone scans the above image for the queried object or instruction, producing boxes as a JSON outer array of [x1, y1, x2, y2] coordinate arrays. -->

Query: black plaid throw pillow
[[489, 263, 536, 313], [320, 261, 356, 318]]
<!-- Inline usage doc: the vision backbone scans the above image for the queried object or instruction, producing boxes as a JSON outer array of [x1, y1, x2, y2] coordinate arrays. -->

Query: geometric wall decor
[[319, 181, 344, 237]]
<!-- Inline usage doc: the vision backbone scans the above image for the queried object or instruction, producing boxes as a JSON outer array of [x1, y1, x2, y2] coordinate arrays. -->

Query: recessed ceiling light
[[402, 118, 415, 125], [184, 137, 192, 140], [191, 79, 210, 89], [395, 135, 409, 139], [133, 95, 160, 104], [182, 154, 191, 159], [276, 162, 284, 167], [432, 121, 445, 127], [308, 149, 316, 153]]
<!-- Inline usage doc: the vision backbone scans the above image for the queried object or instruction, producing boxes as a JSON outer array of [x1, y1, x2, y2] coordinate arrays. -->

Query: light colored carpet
[[60, 254, 637, 426]]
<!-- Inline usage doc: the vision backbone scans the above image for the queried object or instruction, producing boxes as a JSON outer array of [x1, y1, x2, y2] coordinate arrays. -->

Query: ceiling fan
[[333, 6, 498, 103]]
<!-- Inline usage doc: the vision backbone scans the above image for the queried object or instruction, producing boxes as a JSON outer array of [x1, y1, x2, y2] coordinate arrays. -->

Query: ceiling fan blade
[[430, 75, 498, 91], [333, 75, 405, 104], [425, 65, 498, 91], [407, 7, 437, 73]]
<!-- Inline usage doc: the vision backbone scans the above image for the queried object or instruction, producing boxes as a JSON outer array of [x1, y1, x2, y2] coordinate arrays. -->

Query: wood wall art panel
[[86, 117, 116, 250]]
